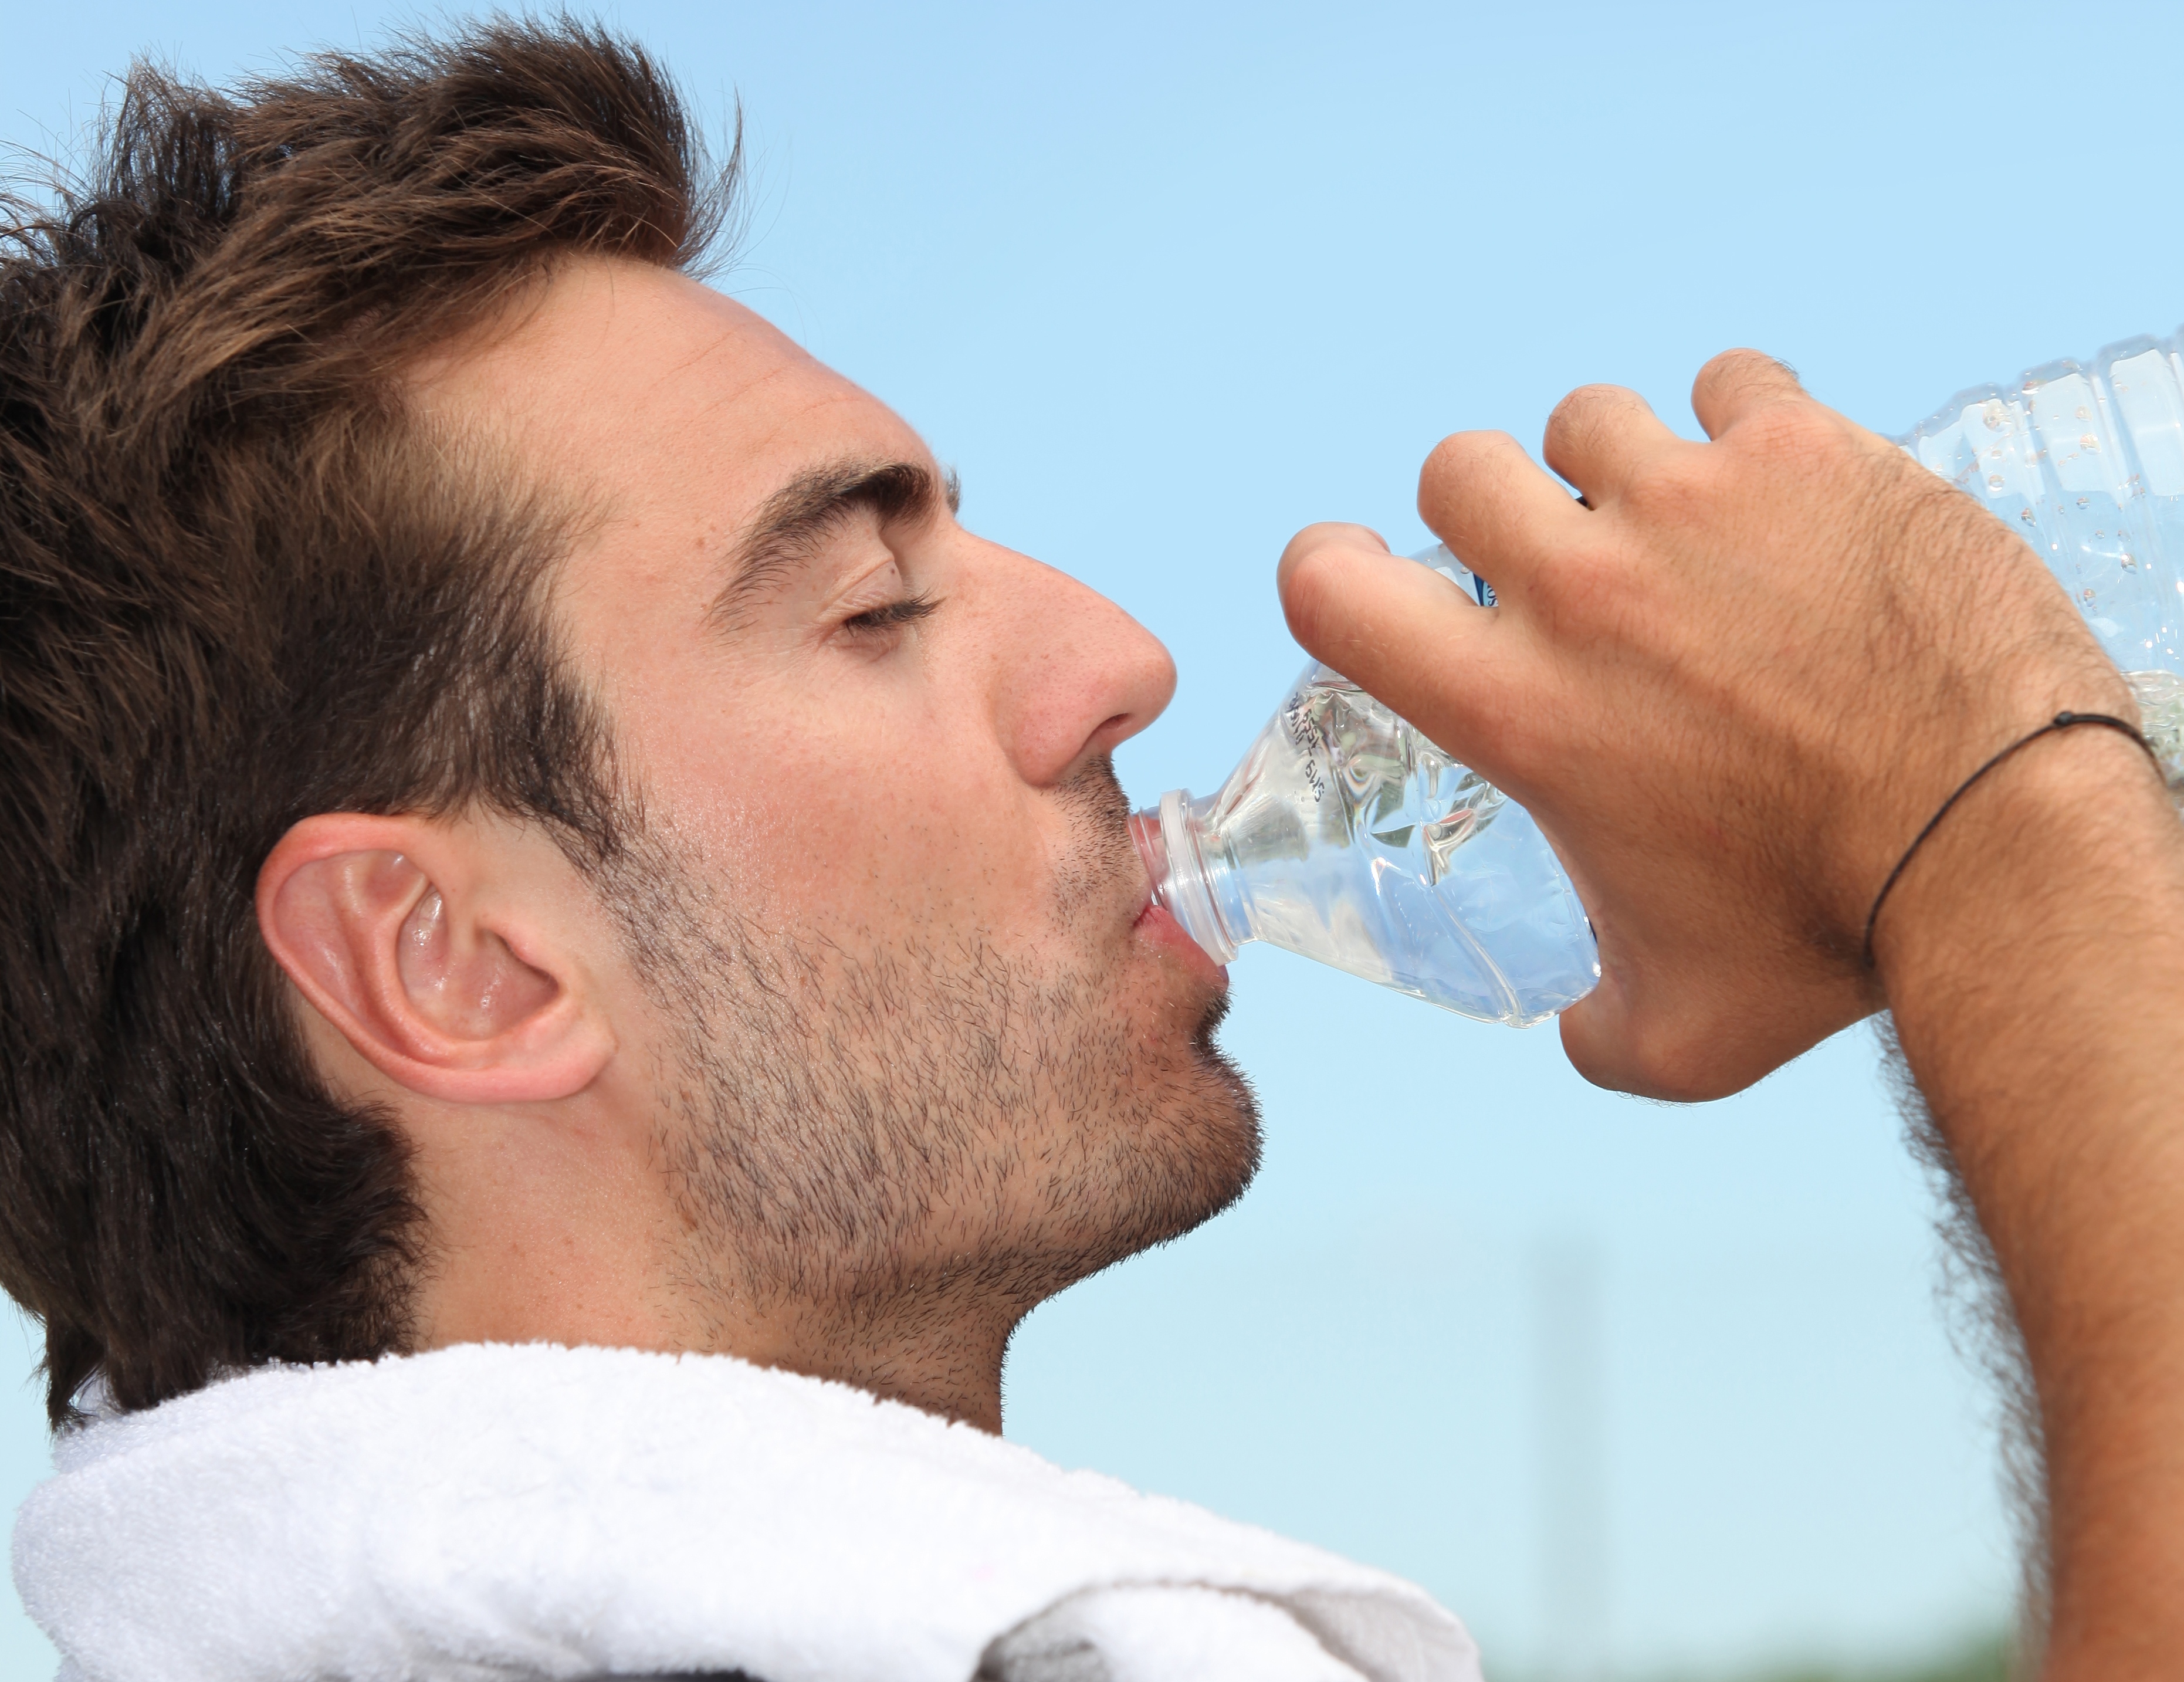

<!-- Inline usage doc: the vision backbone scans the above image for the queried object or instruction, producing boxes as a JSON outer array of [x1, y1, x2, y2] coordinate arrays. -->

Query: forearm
[[1877, 730, 2184, 1678]]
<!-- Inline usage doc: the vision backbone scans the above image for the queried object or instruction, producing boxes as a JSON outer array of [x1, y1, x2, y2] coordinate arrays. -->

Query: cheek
[[628, 676, 1049, 936]]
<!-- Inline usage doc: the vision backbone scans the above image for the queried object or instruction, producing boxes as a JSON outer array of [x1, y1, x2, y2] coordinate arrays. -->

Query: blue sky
[[6, 2, 2179, 1673]]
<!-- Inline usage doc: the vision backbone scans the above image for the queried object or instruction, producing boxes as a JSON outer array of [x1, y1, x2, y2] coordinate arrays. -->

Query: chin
[[1029, 984, 1263, 1292]]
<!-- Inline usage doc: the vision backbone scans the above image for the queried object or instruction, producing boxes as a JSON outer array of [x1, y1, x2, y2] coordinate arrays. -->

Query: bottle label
[[1279, 689, 1331, 804]]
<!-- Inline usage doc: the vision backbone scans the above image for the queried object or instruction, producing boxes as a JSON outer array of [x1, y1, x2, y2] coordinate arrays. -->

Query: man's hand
[[1278, 351, 2127, 1099], [1280, 350, 2184, 1680]]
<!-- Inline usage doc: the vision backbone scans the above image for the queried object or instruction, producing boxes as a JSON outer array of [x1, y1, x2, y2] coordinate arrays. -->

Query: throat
[[678, 1263, 1035, 1434]]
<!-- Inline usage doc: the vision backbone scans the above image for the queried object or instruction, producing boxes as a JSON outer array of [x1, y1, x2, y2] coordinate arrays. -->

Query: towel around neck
[[11, 1341, 1479, 1682]]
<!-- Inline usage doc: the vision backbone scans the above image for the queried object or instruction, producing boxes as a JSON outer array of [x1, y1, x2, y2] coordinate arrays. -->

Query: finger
[[1276, 527, 1521, 762], [1555, 967, 1660, 1096], [1540, 384, 1682, 505], [1689, 348, 1808, 441], [1414, 430, 1587, 594], [1557, 962, 1774, 1103], [1557, 917, 1872, 1102], [1281, 520, 1391, 560]]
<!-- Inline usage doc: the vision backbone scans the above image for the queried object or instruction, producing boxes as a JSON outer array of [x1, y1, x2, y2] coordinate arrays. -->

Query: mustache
[[1050, 754, 1140, 913], [1056, 752, 1130, 832]]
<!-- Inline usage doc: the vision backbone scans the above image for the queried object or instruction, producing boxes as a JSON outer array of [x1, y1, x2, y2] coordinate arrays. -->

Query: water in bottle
[[1128, 547, 1597, 1030]]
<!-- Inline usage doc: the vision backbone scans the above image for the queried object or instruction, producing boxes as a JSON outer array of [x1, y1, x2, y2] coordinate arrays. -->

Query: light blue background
[[8, 2, 2180, 1675]]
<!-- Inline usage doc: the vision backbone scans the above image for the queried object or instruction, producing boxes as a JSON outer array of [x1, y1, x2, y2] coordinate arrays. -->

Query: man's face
[[414, 257, 1257, 1353]]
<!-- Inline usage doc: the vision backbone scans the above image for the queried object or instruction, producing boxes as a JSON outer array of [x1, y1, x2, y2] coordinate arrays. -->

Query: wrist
[[1861, 713, 2163, 967], [1808, 544, 2141, 958], [1871, 722, 2180, 1005]]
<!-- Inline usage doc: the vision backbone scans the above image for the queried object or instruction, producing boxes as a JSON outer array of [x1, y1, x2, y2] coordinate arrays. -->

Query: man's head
[[0, 22, 1256, 1428]]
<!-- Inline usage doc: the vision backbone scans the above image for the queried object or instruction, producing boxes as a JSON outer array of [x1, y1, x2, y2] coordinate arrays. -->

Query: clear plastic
[[1135, 331, 2184, 1027], [1129, 546, 1598, 1027], [1896, 328, 2184, 790]]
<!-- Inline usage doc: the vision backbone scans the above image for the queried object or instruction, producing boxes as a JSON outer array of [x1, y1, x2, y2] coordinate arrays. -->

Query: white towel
[[11, 1341, 1480, 1682]]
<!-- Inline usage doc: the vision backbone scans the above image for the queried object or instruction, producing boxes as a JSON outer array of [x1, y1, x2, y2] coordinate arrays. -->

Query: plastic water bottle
[[1128, 545, 1597, 1028], [1134, 331, 2184, 1027]]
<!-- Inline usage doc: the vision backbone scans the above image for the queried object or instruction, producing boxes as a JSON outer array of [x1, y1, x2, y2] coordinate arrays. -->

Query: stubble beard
[[603, 757, 1262, 1353]]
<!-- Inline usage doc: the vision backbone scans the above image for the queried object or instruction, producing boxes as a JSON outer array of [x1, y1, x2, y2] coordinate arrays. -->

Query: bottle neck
[[1130, 788, 1253, 964]]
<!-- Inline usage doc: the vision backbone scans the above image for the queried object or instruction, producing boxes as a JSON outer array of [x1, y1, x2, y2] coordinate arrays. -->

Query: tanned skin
[[256, 258, 1259, 1435], [1279, 351, 2184, 1681]]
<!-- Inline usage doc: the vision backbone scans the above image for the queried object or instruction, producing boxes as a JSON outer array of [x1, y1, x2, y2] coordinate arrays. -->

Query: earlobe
[[257, 814, 614, 1105]]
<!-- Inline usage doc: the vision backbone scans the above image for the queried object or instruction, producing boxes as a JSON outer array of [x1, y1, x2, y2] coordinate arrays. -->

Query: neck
[[418, 1254, 1023, 1431], [397, 1097, 1038, 1432], [739, 1300, 1019, 1433], [690, 1250, 1054, 1432]]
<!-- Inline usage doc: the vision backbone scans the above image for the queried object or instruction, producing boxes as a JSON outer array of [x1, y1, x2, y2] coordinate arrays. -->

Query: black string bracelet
[[1861, 711, 2163, 969]]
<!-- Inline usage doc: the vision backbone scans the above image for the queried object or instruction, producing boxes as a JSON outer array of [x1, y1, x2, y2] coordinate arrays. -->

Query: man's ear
[[256, 812, 614, 1105]]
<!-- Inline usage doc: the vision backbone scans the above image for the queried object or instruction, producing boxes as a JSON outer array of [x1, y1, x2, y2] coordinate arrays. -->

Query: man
[[5, 18, 2176, 1682], [2, 24, 1468, 1682]]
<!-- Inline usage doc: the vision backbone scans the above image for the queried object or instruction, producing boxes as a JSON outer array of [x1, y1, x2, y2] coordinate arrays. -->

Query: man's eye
[[839, 592, 939, 637]]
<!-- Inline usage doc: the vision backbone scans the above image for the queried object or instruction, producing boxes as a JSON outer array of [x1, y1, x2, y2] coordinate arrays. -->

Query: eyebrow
[[707, 457, 961, 631]]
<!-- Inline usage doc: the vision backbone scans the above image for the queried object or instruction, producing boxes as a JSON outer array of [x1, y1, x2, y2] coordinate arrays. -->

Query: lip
[[1120, 798, 1226, 984], [1134, 894, 1228, 986]]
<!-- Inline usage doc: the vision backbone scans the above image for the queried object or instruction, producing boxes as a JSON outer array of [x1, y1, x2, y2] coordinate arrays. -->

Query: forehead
[[408, 256, 925, 529]]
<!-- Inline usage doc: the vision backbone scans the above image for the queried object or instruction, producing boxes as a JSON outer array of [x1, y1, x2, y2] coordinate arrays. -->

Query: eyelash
[[839, 590, 939, 638]]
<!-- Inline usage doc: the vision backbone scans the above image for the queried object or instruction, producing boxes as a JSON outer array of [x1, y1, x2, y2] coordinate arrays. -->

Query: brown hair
[[0, 19, 733, 1423]]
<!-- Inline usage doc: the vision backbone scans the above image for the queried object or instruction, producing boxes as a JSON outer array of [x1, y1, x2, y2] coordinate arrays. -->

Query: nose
[[984, 546, 1177, 788]]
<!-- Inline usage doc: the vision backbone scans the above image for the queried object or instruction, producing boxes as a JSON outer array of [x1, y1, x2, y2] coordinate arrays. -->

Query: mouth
[[1058, 754, 1225, 983], [1138, 897, 1228, 986], [1125, 810, 1226, 984]]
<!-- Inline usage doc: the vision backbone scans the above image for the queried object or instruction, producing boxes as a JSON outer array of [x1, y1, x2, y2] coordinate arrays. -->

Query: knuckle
[[1421, 428, 1517, 488], [1696, 346, 1793, 398], [1699, 346, 1770, 381], [1542, 385, 1653, 479], [1548, 383, 1643, 434], [1549, 382, 1636, 423], [1418, 431, 1526, 530]]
